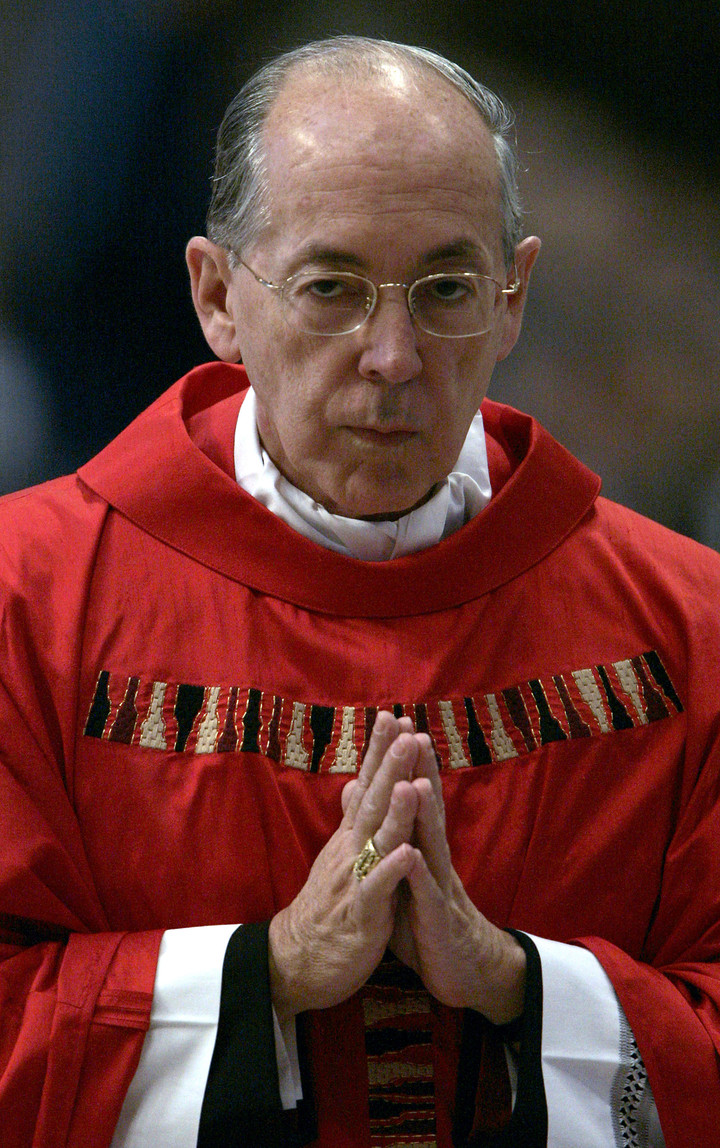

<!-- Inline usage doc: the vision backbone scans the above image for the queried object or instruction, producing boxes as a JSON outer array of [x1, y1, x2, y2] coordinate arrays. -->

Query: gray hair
[[207, 36, 523, 268]]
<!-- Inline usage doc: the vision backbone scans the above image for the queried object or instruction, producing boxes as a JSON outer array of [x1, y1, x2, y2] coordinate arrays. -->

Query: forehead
[[256, 68, 503, 269]]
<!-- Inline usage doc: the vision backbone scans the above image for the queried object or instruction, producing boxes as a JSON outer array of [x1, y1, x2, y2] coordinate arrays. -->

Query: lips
[[348, 426, 418, 445], [348, 418, 419, 434]]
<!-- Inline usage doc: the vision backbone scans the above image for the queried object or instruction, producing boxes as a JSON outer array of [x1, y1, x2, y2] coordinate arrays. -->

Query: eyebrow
[[419, 239, 488, 267], [286, 245, 367, 274], [285, 238, 490, 277]]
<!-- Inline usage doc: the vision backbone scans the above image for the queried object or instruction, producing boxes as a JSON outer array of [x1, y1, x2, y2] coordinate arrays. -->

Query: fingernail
[[391, 739, 407, 758]]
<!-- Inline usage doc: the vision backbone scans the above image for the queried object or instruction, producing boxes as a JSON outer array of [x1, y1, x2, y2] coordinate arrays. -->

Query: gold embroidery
[[85, 650, 683, 771], [138, 681, 168, 749], [573, 668, 612, 733], [285, 702, 310, 770], [330, 706, 358, 773], [614, 659, 648, 725], [195, 685, 221, 754], [486, 693, 518, 760], [362, 992, 433, 1024], [438, 700, 471, 768], [367, 1062, 434, 1085]]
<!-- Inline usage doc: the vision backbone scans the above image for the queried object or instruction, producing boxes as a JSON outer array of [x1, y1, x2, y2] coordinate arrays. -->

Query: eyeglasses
[[236, 258, 519, 338]]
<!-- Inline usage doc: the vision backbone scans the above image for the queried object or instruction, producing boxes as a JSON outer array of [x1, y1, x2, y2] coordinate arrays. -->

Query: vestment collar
[[78, 362, 602, 617]]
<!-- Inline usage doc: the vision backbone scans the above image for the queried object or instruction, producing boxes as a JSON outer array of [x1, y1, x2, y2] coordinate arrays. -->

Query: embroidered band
[[362, 958, 437, 1146], [83, 651, 683, 773]]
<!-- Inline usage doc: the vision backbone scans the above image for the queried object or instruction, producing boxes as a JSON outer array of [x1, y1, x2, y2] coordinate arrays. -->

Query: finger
[[343, 711, 400, 824], [342, 723, 421, 817], [403, 842, 440, 902], [412, 777, 454, 888], [341, 778, 357, 814], [355, 840, 416, 904], [410, 733, 444, 818], [372, 780, 419, 857], [352, 732, 419, 842]]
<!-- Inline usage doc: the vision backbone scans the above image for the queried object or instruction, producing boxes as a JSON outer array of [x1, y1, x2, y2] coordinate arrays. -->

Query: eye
[[291, 274, 370, 308], [427, 275, 474, 302], [305, 277, 348, 300]]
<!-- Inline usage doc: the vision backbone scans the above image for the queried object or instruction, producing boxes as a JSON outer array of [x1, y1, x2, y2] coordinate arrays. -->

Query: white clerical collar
[[234, 387, 492, 561]]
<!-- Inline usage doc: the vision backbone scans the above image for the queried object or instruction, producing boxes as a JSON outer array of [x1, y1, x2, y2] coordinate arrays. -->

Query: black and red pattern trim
[[362, 957, 437, 1146], [83, 651, 683, 772]]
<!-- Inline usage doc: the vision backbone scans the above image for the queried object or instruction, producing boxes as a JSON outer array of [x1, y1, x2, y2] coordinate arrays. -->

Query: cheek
[[237, 324, 301, 416], [249, 353, 337, 461], [432, 345, 493, 414]]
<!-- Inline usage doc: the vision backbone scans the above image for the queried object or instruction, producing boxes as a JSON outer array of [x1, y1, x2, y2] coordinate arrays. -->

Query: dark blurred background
[[2, 1, 719, 542]]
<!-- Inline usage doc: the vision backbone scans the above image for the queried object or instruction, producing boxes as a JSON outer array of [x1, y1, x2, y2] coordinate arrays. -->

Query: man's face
[[210, 70, 538, 518]]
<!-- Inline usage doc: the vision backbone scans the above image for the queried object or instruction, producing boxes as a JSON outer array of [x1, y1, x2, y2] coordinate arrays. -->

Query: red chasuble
[[0, 362, 719, 1146]]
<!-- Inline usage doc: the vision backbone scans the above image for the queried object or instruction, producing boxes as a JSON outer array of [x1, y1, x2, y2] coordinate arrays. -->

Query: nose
[[356, 289, 423, 385]]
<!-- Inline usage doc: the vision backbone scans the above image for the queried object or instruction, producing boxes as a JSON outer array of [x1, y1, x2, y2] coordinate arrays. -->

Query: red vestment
[[1, 362, 719, 1146]]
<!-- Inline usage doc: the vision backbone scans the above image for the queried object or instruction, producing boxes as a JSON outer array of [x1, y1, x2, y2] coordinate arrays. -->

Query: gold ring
[[353, 837, 384, 880]]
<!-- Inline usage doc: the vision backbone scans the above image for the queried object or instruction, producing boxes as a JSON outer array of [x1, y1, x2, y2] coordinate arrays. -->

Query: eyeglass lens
[[282, 272, 497, 336]]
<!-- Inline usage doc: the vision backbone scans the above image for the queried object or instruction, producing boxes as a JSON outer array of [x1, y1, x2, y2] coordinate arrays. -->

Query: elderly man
[[0, 34, 718, 1148]]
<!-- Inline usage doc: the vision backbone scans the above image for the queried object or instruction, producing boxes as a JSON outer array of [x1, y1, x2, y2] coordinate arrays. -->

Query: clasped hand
[[268, 711, 526, 1026]]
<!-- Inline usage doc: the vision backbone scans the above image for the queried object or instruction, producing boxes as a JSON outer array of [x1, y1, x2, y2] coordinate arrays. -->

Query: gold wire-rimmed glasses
[[236, 258, 519, 338]]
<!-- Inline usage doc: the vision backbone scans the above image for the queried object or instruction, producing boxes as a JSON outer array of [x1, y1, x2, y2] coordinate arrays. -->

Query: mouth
[[347, 425, 419, 445]]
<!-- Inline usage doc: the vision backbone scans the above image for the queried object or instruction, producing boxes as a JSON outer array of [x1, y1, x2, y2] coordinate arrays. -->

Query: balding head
[[206, 36, 523, 268]]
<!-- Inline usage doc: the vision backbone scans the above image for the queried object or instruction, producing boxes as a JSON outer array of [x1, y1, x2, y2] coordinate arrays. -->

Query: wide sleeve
[[113, 925, 304, 1147], [0, 477, 310, 1147], [578, 791, 720, 1146], [0, 661, 167, 1148], [0, 481, 161, 1146], [534, 937, 664, 1146], [577, 636, 720, 1146]]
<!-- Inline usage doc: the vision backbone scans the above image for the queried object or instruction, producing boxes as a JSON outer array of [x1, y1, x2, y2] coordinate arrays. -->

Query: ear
[[496, 235, 542, 362], [186, 237, 243, 362]]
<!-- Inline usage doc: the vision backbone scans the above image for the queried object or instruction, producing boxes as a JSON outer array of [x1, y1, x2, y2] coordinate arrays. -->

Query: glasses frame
[[236, 257, 520, 339]]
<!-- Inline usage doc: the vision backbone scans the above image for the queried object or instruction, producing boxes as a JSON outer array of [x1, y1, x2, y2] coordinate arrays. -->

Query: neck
[[355, 485, 439, 522]]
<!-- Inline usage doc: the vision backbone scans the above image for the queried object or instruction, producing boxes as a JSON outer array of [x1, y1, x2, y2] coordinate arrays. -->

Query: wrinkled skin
[[269, 712, 526, 1026]]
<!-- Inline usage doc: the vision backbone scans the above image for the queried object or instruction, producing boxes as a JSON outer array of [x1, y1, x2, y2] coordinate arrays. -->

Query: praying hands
[[268, 711, 526, 1027]]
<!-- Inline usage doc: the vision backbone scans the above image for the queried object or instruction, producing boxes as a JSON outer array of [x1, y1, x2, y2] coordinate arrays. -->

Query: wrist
[[268, 910, 301, 1026], [477, 928, 527, 1025]]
